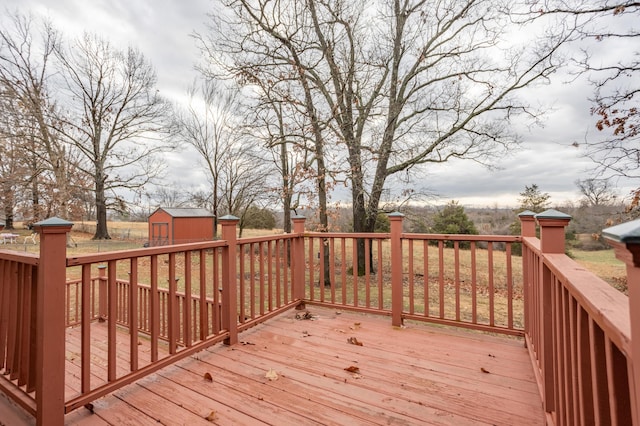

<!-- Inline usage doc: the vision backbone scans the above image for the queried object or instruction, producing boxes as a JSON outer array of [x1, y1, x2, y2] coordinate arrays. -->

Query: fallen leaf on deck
[[344, 366, 360, 373], [98, 316, 106, 323], [295, 311, 314, 320], [204, 372, 213, 382], [205, 410, 217, 421], [480, 367, 491, 374], [302, 331, 310, 337], [349, 322, 361, 330], [488, 353, 496, 358], [347, 337, 363, 346], [265, 369, 279, 381], [335, 329, 346, 333], [240, 341, 255, 345], [352, 373, 363, 379]]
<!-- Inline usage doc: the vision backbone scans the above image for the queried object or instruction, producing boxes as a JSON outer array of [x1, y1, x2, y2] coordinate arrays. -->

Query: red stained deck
[[52, 306, 545, 425]]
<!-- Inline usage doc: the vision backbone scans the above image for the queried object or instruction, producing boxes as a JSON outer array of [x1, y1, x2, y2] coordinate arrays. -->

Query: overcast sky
[[3, 0, 636, 208]]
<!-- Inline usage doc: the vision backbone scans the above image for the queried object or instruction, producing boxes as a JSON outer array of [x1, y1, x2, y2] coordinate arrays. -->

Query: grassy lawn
[[6, 221, 629, 299], [571, 249, 627, 294]]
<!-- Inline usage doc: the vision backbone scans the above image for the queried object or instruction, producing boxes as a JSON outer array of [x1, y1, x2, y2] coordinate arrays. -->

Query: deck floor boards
[[55, 307, 544, 425]]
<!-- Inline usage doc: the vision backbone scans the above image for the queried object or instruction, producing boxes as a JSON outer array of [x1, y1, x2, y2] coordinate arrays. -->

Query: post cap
[[292, 214, 306, 220], [33, 217, 74, 227], [218, 215, 239, 221], [387, 211, 405, 218], [534, 209, 572, 220], [518, 210, 536, 218], [602, 218, 640, 244]]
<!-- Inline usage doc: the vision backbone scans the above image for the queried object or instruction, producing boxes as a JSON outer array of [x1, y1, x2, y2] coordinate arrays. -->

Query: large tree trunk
[[3, 187, 14, 229], [93, 175, 111, 240]]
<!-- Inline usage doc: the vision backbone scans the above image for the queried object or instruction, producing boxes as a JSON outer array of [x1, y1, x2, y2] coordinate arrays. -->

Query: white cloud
[[2, 0, 636, 208]]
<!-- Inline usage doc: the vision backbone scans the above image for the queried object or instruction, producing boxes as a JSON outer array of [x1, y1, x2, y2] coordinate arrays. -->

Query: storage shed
[[148, 208, 215, 246]]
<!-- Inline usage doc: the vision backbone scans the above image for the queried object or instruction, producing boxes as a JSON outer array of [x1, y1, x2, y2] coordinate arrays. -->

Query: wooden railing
[[1, 211, 639, 425], [0, 251, 39, 418], [520, 210, 638, 425]]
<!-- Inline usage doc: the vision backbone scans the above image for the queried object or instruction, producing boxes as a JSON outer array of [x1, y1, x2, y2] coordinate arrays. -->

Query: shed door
[[152, 222, 169, 246]]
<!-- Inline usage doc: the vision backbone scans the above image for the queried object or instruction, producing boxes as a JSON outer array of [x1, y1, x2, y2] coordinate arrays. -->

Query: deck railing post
[[292, 215, 306, 309], [33, 217, 73, 426], [535, 209, 571, 416], [220, 215, 239, 346], [519, 210, 537, 238], [98, 265, 107, 319], [603, 219, 640, 424], [389, 212, 404, 327]]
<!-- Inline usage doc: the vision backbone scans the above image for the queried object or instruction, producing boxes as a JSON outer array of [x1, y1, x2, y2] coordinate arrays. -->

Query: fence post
[[33, 217, 73, 426], [536, 209, 571, 254], [389, 212, 404, 327], [519, 210, 537, 237], [535, 209, 571, 415], [292, 215, 306, 309], [603, 219, 640, 424], [220, 215, 239, 346]]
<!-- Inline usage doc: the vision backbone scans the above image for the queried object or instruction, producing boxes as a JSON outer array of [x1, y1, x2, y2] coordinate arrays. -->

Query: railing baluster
[[329, 238, 336, 302], [454, 241, 460, 322], [438, 241, 444, 319], [268, 241, 273, 311], [488, 243, 495, 327], [199, 250, 207, 340], [184, 251, 192, 347], [352, 236, 358, 307], [470, 241, 477, 324], [408, 240, 414, 315], [150, 255, 159, 362], [81, 265, 92, 393], [107, 260, 117, 382], [7, 261, 18, 379], [341, 238, 347, 305], [377, 239, 383, 310], [130, 258, 139, 370], [275, 239, 281, 308], [423, 240, 429, 317], [168, 252, 177, 354]]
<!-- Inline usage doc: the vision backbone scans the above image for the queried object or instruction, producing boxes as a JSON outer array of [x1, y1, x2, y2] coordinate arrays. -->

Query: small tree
[[518, 184, 551, 212], [431, 201, 478, 248], [243, 205, 276, 230]]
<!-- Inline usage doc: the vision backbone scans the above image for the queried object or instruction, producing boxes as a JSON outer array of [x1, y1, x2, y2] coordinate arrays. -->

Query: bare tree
[[217, 139, 271, 237], [54, 33, 173, 239], [0, 12, 79, 222], [208, 0, 572, 273], [196, 0, 335, 237], [576, 177, 617, 206], [177, 78, 239, 237]]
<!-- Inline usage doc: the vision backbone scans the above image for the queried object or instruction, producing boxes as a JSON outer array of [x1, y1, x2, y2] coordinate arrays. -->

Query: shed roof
[[151, 208, 215, 218]]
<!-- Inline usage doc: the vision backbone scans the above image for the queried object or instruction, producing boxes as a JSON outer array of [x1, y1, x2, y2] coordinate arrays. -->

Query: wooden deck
[[27, 306, 546, 425]]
